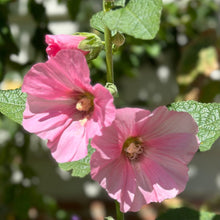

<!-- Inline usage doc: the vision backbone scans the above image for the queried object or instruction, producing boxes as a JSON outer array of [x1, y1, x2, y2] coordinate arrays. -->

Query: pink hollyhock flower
[[90, 107, 199, 212], [22, 49, 115, 163], [45, 34, 89, 58]]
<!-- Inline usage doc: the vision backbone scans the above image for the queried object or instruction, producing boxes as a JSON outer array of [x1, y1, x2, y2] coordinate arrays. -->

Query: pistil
[[123, 137, 144, 161], [76, 94, 94, 112]]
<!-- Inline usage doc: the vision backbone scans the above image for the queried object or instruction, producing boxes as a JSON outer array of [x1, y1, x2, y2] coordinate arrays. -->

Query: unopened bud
[[112, 32, 125, 49], [76, 32, 104, 61], [105, 82, 118, 97], [104, 0, 114, 11]]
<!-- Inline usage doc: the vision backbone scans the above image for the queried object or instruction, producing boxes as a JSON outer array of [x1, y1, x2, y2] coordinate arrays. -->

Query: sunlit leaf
[[169, 101, 220, 151], [90, 11, 105, 33], [0, 89, 26, 125], [59, 143, 95, 178], [114, 0, 126, 7], [91, 0, 162, 40]]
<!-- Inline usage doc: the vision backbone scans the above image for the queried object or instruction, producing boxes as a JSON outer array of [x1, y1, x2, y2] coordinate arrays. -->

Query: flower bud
[[45, 34, 88, 58], [76, 32, 104, 61], [105, 82, 118, 97], [112, 32, 125, 49], [45, 33, 103, 60]]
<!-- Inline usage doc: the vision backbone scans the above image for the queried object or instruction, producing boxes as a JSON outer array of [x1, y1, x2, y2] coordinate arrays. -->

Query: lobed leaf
[[59, 143, 95, 178], [90, 0, 162, 40], [169, 101, 220, 151], [156, 207, 220, 220], [90, 11, 105, 33], [0, 89, 26, 125]]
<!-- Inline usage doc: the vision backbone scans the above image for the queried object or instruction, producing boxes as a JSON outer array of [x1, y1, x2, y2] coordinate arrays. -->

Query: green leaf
[[156, 207, 220, 220], [169, 101, 220, 151], [90, 0, 162, 40], [90, 11, 105, 33], [0, 89, 27, 125], [59, 143, 95, 178], [103, 0, 162, 39], [114, 0, 126, 7]]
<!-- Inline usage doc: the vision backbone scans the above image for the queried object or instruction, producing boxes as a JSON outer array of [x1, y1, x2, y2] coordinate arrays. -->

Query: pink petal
[[92, 84, 116, 127], [83, 83, 116, 139], [23, 95, 75, 141], [137, 106, 198, 141], [22, 50, 90, 99], [48, 121, 88, 162], [91, 153, 137, 212], [84, 118, 102, 138], [132, 152, 189, 207], [114, 108, 151, 140], [147, 133, 199, 164], [91, 122, 122, 159]]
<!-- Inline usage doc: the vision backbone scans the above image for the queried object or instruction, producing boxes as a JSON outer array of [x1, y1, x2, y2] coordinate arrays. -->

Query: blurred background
[[0, 0, 220, 219]]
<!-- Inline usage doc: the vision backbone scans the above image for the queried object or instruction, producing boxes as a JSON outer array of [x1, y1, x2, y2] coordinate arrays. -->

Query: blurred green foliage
[[0, 2, 18, 81], [0, 0, 219, 219]]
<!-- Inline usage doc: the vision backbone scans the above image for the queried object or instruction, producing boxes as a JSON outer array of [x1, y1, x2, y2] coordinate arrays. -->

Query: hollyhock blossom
[[90, 107, 199, 212], [22, 49, 115, 163], [45, 34, 89, 58]]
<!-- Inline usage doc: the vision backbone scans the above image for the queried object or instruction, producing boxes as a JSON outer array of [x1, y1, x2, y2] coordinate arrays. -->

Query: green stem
[[103, 0, 114, 83], [104, 26, 114, 83], [115, 201, 124, 220]]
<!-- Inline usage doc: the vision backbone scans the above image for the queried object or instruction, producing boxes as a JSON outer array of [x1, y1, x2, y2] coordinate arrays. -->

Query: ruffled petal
[[147, 133, 199, 164], [48, 121, 88, 162], [91, 122, 122, 159], [91, 153, 136, 213], [84, 118, 102, 138], [23, 95, 74, 141], [114, 108, 151, 141], [133, 152, 189, 206], [22, 50, 90, 99], [84, 84, 116, 138], [92, 84, 116, 127], [137, 106, 198, 141]]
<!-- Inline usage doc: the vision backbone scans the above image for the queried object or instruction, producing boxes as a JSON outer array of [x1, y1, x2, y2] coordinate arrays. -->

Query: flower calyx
[[76, 32, 104, 61], [105, 82, 118, 97]]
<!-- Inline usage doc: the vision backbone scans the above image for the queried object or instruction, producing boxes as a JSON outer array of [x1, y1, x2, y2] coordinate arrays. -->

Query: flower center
[[123, 137, 144, 161], [76, 93, 94, 112]]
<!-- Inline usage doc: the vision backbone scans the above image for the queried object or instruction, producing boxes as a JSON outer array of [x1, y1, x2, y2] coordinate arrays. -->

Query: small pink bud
[[45, 33, 103, 60], [45, 34, 88, 58]]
